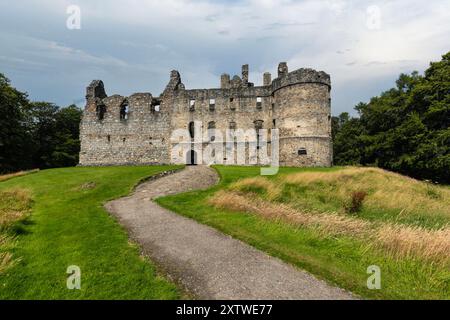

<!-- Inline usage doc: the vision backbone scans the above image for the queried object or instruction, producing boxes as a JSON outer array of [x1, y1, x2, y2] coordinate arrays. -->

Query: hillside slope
[[158, 166, 450, 299], [0, 166, 182, 299]]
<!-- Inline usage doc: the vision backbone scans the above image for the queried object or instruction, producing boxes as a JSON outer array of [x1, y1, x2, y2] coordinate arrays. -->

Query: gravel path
[[105, 166, 355, 300]]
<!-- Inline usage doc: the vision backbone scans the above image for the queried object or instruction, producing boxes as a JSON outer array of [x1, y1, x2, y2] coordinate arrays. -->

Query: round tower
[[272, 63, 332, 167]]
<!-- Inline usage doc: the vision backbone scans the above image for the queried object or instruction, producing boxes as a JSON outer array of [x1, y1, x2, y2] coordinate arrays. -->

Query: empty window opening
[[208, 121, 216, 141], [120, 103, 129, 120], [151, 99, 161, 113], [96, 104, 106, 121], [273, 119, 276, 127], [298, 148, 307, 155], [122, 137, 126, 143], [107, 135, 111, 142], [229, 121, 236, 130], [256, 97, 262, 109], [189, 99, 195, 111], [229, 97, 234, 102], [254, 120, 263, 130], [254, 120, 264, 149], [189, 121, 195, 139], [208, 121, 216, 129], [209, 98, 216, 111]]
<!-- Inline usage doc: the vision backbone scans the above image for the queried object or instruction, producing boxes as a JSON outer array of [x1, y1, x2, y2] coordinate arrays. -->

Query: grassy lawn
[[157, 165, 450, 300], [0, 166, 183, 299]]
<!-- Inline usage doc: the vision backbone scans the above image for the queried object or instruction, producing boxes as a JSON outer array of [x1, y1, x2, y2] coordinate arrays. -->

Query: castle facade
[[79, 62, 332, 167]]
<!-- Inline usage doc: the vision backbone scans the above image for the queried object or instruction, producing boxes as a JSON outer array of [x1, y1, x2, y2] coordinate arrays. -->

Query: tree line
[[0, 73, 82, 173], [332, 52, 449, 183]]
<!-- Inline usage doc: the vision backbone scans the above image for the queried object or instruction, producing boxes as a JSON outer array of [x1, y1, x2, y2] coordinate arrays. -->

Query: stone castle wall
[[79, 62, 332, 167]]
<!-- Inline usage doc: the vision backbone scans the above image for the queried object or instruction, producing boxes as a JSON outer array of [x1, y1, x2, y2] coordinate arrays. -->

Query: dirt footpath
[[105, 166, 355, 300]]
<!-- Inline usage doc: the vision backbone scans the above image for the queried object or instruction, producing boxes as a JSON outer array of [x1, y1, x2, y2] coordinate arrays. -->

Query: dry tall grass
[[209, 189, 450, 265], [210, 190, 371, 237], [0, 189, 32, 227], [283, 167, 450, 217], [0, 234, 11, 246], [229, 177, 282, 200], [375, 225, 450, 264], [0, 169, 39, 183], [232, 167, 450, 219], [0, 252, 18, 274], [0, 188, 32, 274]]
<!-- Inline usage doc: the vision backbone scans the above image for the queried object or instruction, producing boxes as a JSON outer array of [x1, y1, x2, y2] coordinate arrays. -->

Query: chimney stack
[[221, 73, 230, 89], [241, 64, 249, 84], [263, 72, 272, 86], [278, 62, 288, 78]]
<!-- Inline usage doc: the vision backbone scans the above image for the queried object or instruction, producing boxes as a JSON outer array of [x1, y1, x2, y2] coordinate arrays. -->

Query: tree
[[26, 102, 82, 169], [333, 52, 450, 183], [27, 102, 59, 169], [0, 73, 33, 173], [51, 105, 82, 167], [0, 72, 83, 173], [333, 117, 364, 165]]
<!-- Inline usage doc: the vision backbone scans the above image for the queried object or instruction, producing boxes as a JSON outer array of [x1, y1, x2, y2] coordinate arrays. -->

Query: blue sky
[[0, 0, 448, 115]]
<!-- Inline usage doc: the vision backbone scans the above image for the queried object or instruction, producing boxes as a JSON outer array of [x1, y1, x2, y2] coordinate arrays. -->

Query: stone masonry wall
[[79, 63, 332, 167], [79, 89, 171, 165]]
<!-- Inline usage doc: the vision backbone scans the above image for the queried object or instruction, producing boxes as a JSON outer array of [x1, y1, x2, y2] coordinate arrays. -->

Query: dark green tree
[[26, 102, 82, 169], [0, 72, 83, 173], [27, 102, 59, 169], [333, 52, 450, 183], [333, 116, 364, 165], [0, 73, 33, 173], [51, 105, 82, 167]]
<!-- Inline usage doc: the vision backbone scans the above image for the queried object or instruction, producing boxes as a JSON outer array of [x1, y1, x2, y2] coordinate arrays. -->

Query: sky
[[0, 0, 448, 115]]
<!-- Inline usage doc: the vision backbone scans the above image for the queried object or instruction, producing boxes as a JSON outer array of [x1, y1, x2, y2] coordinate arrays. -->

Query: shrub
[[345, 190, 367, 214]]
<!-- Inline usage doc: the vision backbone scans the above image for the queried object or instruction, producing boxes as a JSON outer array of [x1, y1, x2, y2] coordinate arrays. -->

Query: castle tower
[[272, 62, 332, 167]]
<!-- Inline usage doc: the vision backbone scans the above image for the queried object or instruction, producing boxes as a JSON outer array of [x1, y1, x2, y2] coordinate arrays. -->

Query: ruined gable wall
[[79, 84, 171, 166]]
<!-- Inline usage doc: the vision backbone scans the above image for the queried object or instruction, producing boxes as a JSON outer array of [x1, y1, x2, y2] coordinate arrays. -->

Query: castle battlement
[[79, 62, 332, 167]]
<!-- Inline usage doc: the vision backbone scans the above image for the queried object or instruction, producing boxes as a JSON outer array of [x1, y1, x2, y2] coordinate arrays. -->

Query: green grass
[[157, 165, 450, 300], [266, 168, 450, 229], [0, 165, 183, 299]]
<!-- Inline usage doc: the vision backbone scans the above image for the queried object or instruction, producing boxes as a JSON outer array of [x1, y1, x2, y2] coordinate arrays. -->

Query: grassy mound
[[230, 167, 450, 228], [158, 166, 450, 299]]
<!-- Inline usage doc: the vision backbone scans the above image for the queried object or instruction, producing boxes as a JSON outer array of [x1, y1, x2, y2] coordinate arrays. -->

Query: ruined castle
[[79, 62, 332, 167]]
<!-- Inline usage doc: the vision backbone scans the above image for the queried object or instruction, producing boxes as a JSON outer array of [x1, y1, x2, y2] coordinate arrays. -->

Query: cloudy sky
[[0, 0, 448, 115]]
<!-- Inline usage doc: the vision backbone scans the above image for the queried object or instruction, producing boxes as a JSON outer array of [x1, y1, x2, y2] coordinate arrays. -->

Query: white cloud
[[0, 0, 448, 113]]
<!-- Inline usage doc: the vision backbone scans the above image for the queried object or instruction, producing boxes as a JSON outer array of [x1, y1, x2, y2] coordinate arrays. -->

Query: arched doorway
[[186, 149, 197, 165]]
